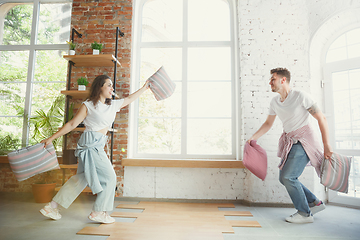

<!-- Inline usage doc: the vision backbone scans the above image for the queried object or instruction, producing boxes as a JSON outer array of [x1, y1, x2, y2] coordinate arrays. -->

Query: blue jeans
[[279, 142, 318, 216]]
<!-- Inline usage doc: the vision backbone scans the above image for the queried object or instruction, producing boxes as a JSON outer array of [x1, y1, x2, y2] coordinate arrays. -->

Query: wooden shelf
[[62, 127, 118, 132], [63, 54, 121, 67], [61, 90, 89, 99], [59, 164, 78, 169]]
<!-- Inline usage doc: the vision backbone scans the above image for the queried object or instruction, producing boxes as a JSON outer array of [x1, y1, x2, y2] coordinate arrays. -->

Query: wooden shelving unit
[[63, 54, 121, 67], [61, 90, 89, 99]]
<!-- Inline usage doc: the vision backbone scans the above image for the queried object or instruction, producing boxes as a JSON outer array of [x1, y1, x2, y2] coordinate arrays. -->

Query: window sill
[[122, 158, 245, 169], [0, 155, 8, 163]]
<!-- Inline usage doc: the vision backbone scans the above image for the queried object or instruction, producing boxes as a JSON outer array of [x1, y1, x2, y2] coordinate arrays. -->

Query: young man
[[248, 68, 333, 223]]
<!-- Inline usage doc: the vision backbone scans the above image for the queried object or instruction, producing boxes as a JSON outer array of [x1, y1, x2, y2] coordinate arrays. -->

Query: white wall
[[124, 0, 359, 203]]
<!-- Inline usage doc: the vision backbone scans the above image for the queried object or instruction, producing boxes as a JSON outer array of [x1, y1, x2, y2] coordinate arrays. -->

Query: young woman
[[40, 75, 149, 224]]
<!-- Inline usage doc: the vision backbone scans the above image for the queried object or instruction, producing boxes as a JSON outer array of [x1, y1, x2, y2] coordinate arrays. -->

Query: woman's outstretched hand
[[40, 138, 53, 148]]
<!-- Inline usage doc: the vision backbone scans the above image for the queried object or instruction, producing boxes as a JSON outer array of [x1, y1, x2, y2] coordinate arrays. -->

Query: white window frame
[[0, 0, 71, 147], [129, 0, 240, 160], [323, 29, 360, 207]]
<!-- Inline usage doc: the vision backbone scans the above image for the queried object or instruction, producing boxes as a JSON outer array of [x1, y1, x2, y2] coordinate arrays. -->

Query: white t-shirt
[[82, 99, 124, 132], [269, 89, 315, 133]]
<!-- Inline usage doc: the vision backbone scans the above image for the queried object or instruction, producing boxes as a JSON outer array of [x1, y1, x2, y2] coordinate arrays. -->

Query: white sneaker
[[40, 203, 61, 220], [285, 212, 314, 223], [310, 201, 325, 215], [88, 211, 115, 224]]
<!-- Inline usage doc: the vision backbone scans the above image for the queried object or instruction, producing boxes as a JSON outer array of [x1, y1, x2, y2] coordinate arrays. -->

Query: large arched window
[[0, 0, 71, 152], [130, 0, 237, 159], [324, 28, 360, 202]]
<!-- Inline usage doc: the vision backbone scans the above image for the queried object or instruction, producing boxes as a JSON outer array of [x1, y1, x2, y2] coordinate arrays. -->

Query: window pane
[[34, 50, 68, 82], [31, 83, 65, 116], [187, 119, 231, 155], [37, 3, 72, 44], [188, 82, 231, 118], [188, 47, 231, 81], [345, 28, 360, 45], [338, 156, 360, 198], [140, 48, 182, 81], [28, 116, 63, 150], [347, 44, 360, 59], [31, 50, 67, 115], [138, 118, 181, 154], [326, 28, 360, 63], [332, 71, 349, 91], [332, 70, 360, 150], [328, 34, 346, 50], [142, 0, 183, 42], [0, 117, 23, 153], [2, 4, 33, 45], [139, 83, 181, 118], [188, 0, 230, 41], [0, 82, 26, 116], [0, 51, 29, 82], [326, 48, 347, 63]]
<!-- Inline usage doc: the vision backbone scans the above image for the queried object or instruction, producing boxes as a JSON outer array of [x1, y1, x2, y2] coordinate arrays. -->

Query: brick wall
[[65, 0, 134, 196]]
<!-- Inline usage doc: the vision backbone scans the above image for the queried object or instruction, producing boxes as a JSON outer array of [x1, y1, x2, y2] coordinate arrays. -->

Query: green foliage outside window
[[0, 3, 69, 153]]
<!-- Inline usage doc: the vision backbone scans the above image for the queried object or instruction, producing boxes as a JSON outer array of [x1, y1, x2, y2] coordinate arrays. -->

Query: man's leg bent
[[279, 142, 316, 216]]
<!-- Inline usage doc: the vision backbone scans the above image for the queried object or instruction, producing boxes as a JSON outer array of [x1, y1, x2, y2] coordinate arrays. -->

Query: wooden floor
[[77, 201, 261, 240]]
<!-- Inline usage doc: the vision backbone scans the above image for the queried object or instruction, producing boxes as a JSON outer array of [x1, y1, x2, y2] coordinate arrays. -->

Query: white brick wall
[[124, 0, 359, 203]]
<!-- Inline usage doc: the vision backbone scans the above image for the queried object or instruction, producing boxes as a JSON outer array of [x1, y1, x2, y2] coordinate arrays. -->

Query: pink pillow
[[243, 140, 267, 181]]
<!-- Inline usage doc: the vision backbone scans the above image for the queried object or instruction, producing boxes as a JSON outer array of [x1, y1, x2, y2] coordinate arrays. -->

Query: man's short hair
[[270, 68, 291, 82]]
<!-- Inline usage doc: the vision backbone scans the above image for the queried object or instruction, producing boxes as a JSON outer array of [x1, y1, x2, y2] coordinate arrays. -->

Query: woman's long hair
[[87, 75, 112, 107]]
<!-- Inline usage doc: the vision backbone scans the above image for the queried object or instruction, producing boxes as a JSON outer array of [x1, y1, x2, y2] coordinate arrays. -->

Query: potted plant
[[77, 77, 89, 91], [66, 40, 76, 55], [91, 41, 103, 55]]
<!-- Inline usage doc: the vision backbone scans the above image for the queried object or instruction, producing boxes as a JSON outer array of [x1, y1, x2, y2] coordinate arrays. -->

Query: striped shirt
[[278, 124, 324, 176]]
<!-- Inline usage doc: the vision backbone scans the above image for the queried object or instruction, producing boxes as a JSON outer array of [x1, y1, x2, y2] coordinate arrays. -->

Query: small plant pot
[[32, 183, 57, 203], [93, 49, 100, 55], [78, 85, 86, 91], [69, 50, 75, 55]]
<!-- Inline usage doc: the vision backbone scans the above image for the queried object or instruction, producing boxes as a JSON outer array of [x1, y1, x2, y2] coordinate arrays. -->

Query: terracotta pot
[[32, 183, 56, 203]]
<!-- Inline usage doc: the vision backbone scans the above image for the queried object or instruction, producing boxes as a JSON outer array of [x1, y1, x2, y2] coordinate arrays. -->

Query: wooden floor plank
[[222, 211, 253, 216], [78, 202, 261, 239], [229, 220, 262, 228]]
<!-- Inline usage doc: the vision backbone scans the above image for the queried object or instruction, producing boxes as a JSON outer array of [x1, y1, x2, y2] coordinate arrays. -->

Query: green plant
[[68, 102, 75, 121], [0, 134, 21, 155], [66, 40, 76, 50], [91, 41, 103, 51], [29, 95, 65, 151], [77, 77, 89, 86]]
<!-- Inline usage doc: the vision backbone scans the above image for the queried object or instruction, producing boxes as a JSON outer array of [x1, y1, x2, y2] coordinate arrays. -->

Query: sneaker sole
[[311, 204, 325, 215], [88, 215, 115, 224], [40, 209, 61, 220], [285, 218, 314, 223]]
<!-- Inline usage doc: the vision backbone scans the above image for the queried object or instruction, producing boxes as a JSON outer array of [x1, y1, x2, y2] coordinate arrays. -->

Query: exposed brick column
[[67, 0, 133, 196]]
